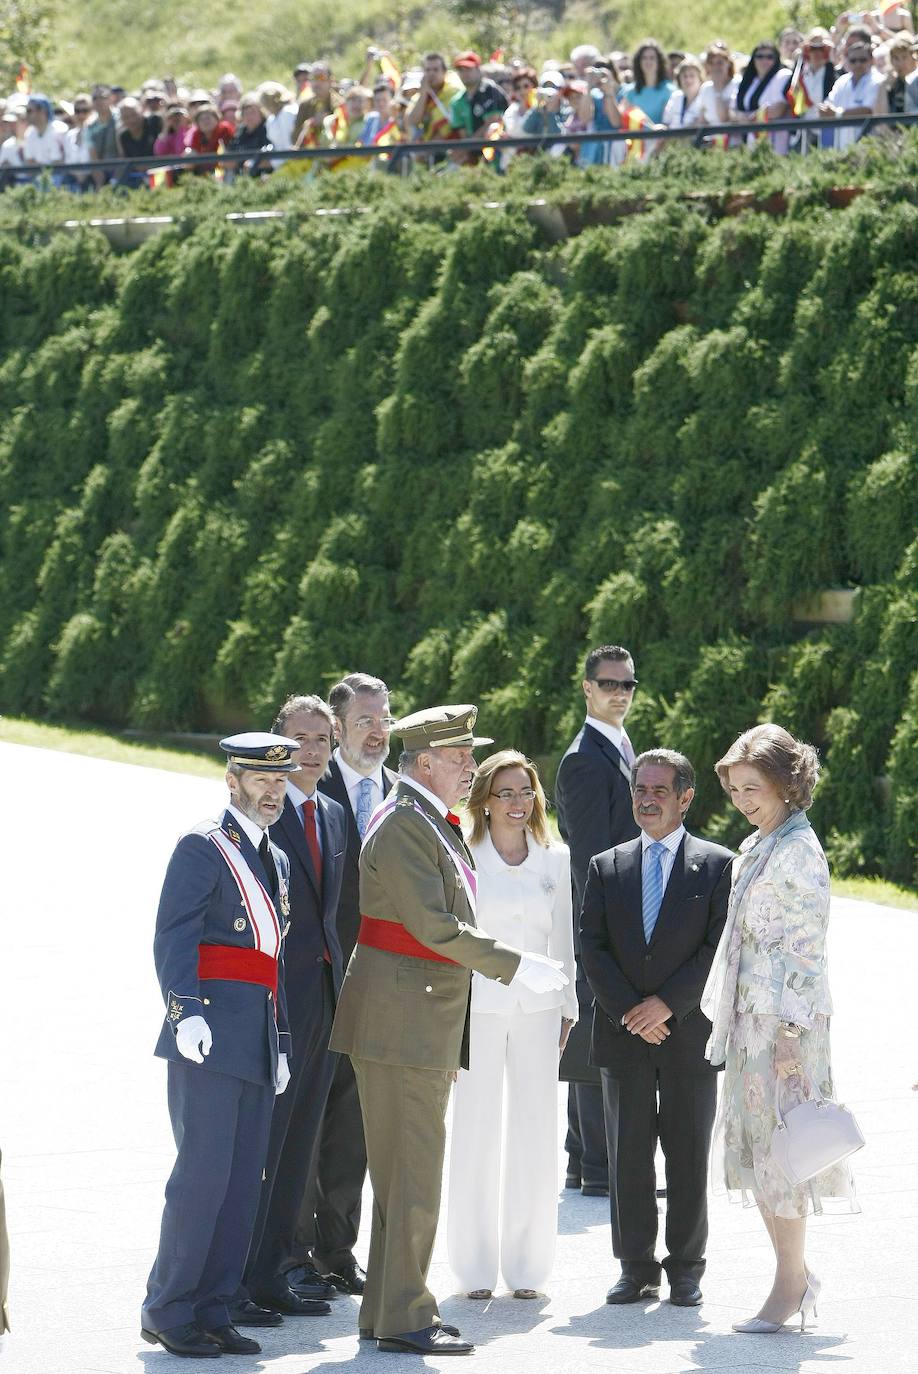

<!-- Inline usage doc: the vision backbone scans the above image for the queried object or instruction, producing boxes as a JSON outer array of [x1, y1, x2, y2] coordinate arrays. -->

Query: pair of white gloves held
[[175, 1015, 290, 1094], [511, 952, 569, 995]]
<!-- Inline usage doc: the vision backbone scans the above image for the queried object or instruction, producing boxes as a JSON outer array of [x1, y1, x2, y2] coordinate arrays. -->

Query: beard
[[233, 781, 281, 828]]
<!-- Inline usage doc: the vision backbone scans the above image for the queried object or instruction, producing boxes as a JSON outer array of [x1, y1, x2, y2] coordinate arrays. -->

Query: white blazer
[[469, 832, 578, 1020]]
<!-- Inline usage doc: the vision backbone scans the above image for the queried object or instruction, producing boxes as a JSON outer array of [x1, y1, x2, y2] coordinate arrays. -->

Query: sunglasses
[[590, 677, 639, 692], [753, 50, 778, 60]]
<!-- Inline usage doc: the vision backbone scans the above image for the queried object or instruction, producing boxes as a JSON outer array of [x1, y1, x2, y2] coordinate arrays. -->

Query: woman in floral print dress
[[701, 724, 856, 1335]]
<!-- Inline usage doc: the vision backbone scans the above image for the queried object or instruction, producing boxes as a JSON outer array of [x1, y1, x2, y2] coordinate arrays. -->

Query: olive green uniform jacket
[[329, 780, 521, 1069]]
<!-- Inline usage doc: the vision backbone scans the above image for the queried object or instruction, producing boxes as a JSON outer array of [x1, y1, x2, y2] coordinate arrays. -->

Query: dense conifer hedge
[[0, 144, 916, 879]]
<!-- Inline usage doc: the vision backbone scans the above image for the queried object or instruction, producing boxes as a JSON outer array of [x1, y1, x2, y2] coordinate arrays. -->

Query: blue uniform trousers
[[142, 1061, 274, 1332]]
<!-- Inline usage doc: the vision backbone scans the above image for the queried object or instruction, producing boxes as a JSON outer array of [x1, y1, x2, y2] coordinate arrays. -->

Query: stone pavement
[[0, 740, 916, 1374]]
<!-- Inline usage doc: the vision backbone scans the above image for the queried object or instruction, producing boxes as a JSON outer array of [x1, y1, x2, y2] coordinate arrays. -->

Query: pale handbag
[[770, 1077, 865, 1186]]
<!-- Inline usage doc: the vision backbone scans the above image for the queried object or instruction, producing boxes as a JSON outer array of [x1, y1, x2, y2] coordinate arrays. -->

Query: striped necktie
[[356, 777, 374, 838], [642, 841, 666, 944]]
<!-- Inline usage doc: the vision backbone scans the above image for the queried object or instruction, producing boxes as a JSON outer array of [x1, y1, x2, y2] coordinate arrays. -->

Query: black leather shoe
[[581, 1183, 609, 1197], [323, 1257, 366, 1295], [228, 1300, 283, 1327], [287, 1263, 337, 1301], [202, 1325, 262, 1353], [141, 1323, 221, 1357], [605, 1277, 661, 1304], [669, 1278, 703, 1306], [361, 1322, 460, 1340], [564, 1172, 582, 1189], [249, 1284, 331, 1316], [378, 1325, 473, 1355]]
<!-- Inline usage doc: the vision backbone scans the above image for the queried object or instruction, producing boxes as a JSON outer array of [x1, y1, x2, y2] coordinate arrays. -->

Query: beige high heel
[[732, 1275, 821, 1334]]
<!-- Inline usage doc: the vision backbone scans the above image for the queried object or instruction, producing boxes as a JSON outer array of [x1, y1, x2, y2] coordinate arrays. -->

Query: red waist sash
[[358, 914, 460, 966], [198, 944, 278, 996]]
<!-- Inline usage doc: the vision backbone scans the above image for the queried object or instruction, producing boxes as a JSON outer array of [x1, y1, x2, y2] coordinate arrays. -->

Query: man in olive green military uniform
[[329, 704, 567, 1356]]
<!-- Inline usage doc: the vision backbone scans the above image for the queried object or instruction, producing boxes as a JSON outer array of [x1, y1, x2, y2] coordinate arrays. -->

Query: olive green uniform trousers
[[351, 1057, 452, 1339]]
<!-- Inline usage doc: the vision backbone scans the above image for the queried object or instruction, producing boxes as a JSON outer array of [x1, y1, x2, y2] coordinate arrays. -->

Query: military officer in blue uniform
[[141, 733, 300, 1359]]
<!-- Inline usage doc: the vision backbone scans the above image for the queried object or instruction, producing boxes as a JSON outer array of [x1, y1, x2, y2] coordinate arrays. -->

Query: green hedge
[[1, 141, 917, 881]]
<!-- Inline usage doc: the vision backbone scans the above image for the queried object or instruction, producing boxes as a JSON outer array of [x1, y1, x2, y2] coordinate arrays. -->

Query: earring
[[484, 808, 490, 817], [783, 798, 790, 804]]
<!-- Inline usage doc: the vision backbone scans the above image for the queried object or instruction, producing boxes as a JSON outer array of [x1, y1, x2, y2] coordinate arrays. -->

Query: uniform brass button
[[314, 955, 324, 965], [425, 985, 433, 993], [203, 998, 210, 1006]]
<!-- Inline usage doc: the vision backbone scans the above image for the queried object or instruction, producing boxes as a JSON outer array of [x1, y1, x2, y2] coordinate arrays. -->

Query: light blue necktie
[[642, 841, 667, 944], [356, 777, 374, 838]]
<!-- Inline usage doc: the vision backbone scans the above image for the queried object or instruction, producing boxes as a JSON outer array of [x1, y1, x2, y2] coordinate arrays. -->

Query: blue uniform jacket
[[153, 808, 291, 1088]]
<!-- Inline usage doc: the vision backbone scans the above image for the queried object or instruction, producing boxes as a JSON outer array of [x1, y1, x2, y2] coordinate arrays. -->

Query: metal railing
[[4, 110, 916, 187]]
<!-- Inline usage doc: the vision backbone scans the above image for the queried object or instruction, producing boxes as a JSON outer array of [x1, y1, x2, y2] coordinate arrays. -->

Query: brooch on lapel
[[279, 883, 290, 917], [228, 827, 242, 847], [690, 862, 700, 872], [541, 875, 556, 895]]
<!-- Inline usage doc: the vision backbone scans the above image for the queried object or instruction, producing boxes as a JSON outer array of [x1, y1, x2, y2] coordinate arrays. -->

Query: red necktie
[[304, 799, 331, 964]]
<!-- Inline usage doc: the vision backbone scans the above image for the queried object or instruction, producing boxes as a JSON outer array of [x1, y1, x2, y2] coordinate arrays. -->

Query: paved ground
[[1, 740, 916, 1374]]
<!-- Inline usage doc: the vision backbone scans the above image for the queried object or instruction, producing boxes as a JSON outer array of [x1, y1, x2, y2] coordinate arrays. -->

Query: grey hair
[[631, 748, 696, 796], [328, 672, 389, 720], [398, 747, 427, 774], [273, 693, 335, 735]]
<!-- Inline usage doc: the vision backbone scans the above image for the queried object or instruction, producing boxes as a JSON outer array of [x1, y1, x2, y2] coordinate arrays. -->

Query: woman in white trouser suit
[[447, 750, 578, 1298]]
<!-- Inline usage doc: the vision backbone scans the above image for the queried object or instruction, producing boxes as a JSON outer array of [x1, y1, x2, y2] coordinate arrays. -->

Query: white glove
[[276, 1052, 291, 1096], [175, 1015, 212, 1063], [512, 953, 569, 995]]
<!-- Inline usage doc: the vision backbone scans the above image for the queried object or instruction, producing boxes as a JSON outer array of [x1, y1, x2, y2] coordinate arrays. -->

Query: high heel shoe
[[732, 1275, 821, 1335]]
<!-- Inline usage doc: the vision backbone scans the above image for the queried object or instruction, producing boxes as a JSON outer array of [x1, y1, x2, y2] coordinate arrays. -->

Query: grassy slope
[[47, 0, 791, 94], [3, 719, 916, 910]]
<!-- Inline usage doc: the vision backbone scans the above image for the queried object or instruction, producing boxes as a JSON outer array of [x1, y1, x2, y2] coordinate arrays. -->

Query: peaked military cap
[[393, 704, 493, 751], [219, 731, 301, 771]]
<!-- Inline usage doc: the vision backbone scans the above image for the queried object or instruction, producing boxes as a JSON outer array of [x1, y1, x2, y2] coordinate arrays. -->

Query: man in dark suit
[[293, 673, 397, 1296], [142, 732, 300, 1359], [236, 696, 348, 1319], [555, 643, 640, 1195], [580, 749, 733, 1307]]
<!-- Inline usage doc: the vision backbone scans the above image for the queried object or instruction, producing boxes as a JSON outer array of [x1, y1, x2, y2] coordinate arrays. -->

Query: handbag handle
[[772, 1067, 819, 1128]]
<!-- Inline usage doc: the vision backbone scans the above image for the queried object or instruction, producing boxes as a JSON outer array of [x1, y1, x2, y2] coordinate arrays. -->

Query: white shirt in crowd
[[468, 831, 578, 1019], [266, 102, 297, 168], [698, 77, 738, 125], [0, 136, 23, 168], [584, 713, 634, 765], [662, 88, 704, 126], [22, 119, 69, 164], [829, 67, 885, 147]]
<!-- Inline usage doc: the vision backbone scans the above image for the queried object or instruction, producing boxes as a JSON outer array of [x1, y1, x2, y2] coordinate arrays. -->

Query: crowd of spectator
[[2, 8, 917, 191]]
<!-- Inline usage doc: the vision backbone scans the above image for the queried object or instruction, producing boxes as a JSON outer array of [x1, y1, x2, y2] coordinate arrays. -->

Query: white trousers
[[447, 1004, 561, 1294]]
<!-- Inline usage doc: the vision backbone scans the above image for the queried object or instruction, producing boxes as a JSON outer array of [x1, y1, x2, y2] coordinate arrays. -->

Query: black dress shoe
[[141, 1322, 221, 1357], [605, 1276, 661, 1304], [249, 1284, 331, 1316], [228, 1299, 283, 1327], [378, 1324, 473, 1355], [669, 1278, 703, 1306], [581, 1183, 609, 1197], [360, 1322, 460, 1340], [202, 1325, 262, 1354], [564, 1172, 582, 1189], [323, 1257, 367, 1295], [287, 1263, 337, 1301]]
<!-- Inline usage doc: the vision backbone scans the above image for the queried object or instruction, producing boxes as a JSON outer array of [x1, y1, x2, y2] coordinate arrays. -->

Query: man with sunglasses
[[823, 40, 886, 147], [555, 644, 640, 1198]]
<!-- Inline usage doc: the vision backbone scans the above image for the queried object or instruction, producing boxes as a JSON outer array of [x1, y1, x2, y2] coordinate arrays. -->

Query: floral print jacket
[[734, 825, 833, 1026]]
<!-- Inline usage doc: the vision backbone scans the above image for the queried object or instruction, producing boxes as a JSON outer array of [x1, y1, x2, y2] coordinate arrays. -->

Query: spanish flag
[[15, 63, 30, 94], [378, 53, 401, 89], [620, 102, 653, 160], [787, 59, 812, 118]]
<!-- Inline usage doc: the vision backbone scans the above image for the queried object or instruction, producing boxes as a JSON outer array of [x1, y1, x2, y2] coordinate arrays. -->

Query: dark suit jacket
[[153, 808, 291, 1086], [270, 791, 347, 1009], [579, 831, 733, 1075], [554, 722, 640, 927], [318, 756, 397, 961]]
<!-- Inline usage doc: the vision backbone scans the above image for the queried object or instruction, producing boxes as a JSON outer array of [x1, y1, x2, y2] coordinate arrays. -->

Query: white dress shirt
[[640, 822, 686, 896], [334, 747, 384, 820], [286, 778, 322, 854], [585, 714, 634, 766], [469, 832, 578, 1020]]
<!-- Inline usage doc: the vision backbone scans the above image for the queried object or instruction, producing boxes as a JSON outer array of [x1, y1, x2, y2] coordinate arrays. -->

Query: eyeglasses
[[590, 677, 638, 692], [353, 716, 394, 730], [848, 54, 870, 62], [753, 50, 777, 60], [74, 106, 90, 113], [490, 788, 536, 802]]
